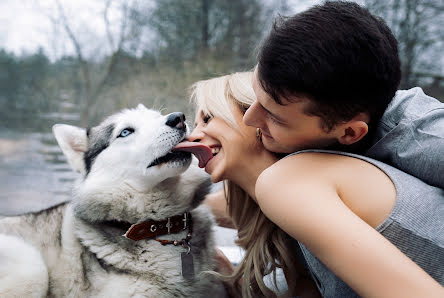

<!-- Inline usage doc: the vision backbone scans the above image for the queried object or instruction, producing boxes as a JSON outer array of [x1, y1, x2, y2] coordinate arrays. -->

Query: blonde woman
[[186, 72, 444, 298], [189, 72, 307, 297]]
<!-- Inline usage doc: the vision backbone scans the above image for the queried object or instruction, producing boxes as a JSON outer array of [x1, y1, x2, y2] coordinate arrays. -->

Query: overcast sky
[[0, 0, 126, 59]]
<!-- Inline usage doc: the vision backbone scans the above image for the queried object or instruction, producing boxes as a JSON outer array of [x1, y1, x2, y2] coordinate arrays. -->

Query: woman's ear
[[337, 113, 369, 145]]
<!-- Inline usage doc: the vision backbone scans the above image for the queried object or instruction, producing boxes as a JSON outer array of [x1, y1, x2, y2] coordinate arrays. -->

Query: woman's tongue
[[172, 142, 213, 168]]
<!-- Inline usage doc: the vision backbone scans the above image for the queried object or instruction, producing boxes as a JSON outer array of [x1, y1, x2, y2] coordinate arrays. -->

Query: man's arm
[[367, 88, 444, 189]]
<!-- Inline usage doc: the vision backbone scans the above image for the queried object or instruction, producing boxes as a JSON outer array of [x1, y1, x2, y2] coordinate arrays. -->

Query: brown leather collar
[[123, 212, 191, 241]]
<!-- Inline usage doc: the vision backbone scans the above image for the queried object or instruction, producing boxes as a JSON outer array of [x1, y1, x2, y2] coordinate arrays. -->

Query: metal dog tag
[[181, 252, 194, 280]]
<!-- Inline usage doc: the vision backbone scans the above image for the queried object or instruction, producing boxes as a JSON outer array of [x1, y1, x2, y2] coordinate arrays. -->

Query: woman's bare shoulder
[[255, 152, 444, 297], [257, 151, 396, 228]]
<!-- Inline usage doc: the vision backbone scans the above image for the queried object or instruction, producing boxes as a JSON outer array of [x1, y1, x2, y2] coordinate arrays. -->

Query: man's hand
[[214, 247, 241, 298], [214, 247, 236, 275]]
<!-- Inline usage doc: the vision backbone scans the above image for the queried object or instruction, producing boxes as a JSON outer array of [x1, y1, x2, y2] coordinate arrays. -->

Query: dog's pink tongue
[[172, 142, 213, 168]]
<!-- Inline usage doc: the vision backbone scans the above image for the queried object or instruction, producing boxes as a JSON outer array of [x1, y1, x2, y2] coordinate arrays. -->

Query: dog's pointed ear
[[52, 124, 87, 174], [136, 104, 147, 110]]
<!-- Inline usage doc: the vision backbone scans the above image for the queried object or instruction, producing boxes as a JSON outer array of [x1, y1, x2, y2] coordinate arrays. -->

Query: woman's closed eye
[[195, 110, 213, 127], [203, 114, 212, 124]]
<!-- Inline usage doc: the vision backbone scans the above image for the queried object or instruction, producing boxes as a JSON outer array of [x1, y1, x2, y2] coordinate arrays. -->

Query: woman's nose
[[188, 127, 204, 142]]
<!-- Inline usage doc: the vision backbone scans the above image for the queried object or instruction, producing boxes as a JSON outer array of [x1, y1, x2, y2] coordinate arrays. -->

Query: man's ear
[[52, 124, 87, 174], [337, 113, 369, 145]]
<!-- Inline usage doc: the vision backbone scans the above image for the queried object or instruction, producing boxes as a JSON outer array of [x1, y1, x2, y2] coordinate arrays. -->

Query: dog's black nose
[[166, 112, 186, 131]]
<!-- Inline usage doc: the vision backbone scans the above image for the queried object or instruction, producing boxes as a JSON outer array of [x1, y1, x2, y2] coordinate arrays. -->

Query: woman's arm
[[203, 190, 235, 229], [255, 153, 444, 297]]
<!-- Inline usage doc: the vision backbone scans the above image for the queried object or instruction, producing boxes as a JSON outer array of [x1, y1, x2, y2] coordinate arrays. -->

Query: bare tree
[[147, 0, 270, 70], [51, 0, 138, 125], [364, 0, 444, 88]]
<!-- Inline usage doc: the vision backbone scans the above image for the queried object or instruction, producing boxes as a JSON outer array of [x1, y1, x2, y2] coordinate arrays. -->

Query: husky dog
[[0, 104, 225, 297]]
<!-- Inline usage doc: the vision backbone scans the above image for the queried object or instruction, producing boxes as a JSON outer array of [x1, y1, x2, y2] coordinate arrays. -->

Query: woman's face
[[188, 102, 259, 182]]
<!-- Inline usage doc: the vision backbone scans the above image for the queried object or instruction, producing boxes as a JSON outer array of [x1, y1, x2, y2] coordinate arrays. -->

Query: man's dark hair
[[257, 1, 401, 131]]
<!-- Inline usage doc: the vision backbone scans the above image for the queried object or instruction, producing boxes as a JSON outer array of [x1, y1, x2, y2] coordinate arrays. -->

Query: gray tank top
[[288, 149, 444, 297]]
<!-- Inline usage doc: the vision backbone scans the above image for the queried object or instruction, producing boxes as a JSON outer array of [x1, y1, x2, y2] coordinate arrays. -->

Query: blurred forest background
[[0, 0, 443, 214], [2, 0, 292, 130], [1, 0, 443, 130]]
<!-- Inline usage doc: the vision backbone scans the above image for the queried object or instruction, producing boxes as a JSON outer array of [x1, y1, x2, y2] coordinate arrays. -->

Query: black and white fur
[[0, 104, 225, 297]]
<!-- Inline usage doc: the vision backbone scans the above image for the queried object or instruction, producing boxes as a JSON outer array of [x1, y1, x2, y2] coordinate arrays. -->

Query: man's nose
[[166, 112, 186, 131], [243, 101, 263, 127]]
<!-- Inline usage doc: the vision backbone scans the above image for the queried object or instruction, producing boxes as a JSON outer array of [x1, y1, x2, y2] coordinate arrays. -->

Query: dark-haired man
[[244, 1, 444, 189], [241, 1, 444, 296]]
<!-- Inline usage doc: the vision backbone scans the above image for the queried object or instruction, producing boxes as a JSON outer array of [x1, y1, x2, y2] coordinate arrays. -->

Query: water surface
[[0, 111, 79, 215]]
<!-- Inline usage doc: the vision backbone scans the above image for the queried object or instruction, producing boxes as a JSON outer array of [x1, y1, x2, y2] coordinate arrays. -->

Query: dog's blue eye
[[118, 128, 134, 138]]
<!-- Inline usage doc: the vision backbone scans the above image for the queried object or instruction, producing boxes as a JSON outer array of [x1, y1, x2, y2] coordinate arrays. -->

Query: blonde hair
[[190, 72, 302, 297], [190, 72, 253, 128]]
